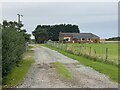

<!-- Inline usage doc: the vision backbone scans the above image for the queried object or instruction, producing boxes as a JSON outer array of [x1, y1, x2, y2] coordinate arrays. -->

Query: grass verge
[[3, 50, 35, 88], [52, 62, 73, 80], [28, 45, 34, 49], [44, 44, 119, 83]]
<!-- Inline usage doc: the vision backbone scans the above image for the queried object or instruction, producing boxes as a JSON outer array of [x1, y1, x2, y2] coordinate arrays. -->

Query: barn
[[59, 33, 100, 43]]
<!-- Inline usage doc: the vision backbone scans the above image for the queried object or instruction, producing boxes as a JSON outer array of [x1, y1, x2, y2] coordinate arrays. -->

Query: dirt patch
[[64, 63, 80, 68], [37, 63, 53, 69]]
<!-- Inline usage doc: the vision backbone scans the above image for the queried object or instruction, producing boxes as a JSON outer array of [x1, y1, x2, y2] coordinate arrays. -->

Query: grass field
[[68, 43, 118, 63]]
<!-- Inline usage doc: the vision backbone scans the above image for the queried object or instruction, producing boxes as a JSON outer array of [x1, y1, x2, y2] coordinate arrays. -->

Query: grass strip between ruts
[[52, 62, 73, 80]]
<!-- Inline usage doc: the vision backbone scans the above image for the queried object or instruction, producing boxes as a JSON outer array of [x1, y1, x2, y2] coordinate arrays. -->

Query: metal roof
[[59, 33, 100, 39]]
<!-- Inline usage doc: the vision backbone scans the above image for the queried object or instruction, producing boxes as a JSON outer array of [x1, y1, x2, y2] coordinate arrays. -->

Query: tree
[[2, 20, 31, 83], [2, 20, 9, 28], [33, 28, 48, 43], [24, 34, 31, 42], [20, 29, 31, 42], [32, 24, 80, 43], [106, 37, 120, 41]]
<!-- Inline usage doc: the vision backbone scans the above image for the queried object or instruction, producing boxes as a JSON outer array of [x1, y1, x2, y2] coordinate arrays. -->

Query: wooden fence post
[[66, 44, 67, 51], [59, 42, 60, 49], [94, 49, 96, 55], [80, 46, 83, 55], [53, 41, 54, 47], [118, 59, 120, 66], [105, 48, 108, 63], [61, 43, 63, 50], [79, 46, 81, 55], [89, 47, 91, 56]]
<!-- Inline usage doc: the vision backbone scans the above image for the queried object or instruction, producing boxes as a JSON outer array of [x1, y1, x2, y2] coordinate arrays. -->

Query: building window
[[64, 37, 71, 42], [88, 38, 91, 41], [82, 38, 85, 40]]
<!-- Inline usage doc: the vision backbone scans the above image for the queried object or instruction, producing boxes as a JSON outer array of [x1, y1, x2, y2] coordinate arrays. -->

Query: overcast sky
[[1, 1, 118, 39]]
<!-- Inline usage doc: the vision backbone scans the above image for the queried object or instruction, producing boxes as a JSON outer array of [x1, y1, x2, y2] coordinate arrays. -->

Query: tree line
[[2, 20, 31, 84], [32, 24, 80, 43], [106, 37, 120, 41]]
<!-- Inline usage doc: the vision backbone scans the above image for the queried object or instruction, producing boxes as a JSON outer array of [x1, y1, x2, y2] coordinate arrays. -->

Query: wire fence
[[46, 41, 119, 66]]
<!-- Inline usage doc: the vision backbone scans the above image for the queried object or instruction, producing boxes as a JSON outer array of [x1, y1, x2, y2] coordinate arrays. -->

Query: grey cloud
[[2, 2, 118, 38]]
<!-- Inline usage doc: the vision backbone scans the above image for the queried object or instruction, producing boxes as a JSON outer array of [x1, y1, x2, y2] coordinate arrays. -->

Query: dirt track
[[18, 46, 118, 88]]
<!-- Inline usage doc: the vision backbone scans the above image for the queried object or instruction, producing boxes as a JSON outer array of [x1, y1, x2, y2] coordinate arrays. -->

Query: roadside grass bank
[[52, 62, 73, 80], [3, 50, 35, 88], [28, 45, 34, 49], [43, 44, 119, 83]]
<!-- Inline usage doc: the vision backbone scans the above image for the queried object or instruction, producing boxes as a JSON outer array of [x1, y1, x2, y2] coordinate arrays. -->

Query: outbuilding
[[59, 33, 100, 43]]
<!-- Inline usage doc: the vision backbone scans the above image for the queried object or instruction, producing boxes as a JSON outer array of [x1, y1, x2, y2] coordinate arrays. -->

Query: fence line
[[46, 41, 118, 66]]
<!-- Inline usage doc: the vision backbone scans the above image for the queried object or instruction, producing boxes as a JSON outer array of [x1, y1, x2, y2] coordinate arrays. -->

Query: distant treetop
[[32, 24, 80, 43], [106, 37, 120, 41]]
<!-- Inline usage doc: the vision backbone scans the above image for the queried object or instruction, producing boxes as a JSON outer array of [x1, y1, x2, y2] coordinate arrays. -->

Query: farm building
[[59, 32, 100, 43]]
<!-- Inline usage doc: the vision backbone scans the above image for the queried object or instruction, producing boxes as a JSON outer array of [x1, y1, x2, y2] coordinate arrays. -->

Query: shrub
[[2, 20, 27, 83], [2, 28, 26, 77]]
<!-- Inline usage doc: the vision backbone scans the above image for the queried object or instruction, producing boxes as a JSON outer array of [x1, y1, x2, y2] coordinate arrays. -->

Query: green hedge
[[2, 27, 26, 81], [0, 28, 2, 85]]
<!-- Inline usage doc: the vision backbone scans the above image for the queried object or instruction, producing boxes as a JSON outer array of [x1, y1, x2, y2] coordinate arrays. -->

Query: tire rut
[[18, 46, 118, 88]]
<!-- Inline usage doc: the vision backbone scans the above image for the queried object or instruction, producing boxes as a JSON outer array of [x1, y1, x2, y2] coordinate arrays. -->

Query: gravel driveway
[[18, 46, 118, 88]]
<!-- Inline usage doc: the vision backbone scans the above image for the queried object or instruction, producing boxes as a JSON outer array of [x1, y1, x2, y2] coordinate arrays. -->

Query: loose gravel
[[18, 46, 118, 88]]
